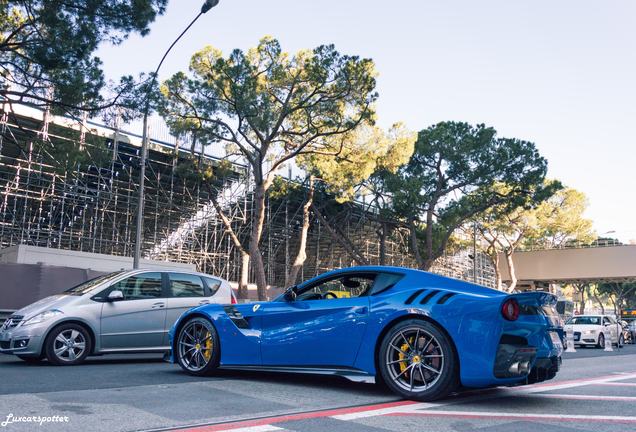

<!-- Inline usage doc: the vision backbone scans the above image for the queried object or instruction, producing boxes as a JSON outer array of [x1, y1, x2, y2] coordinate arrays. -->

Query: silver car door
[[100, 272, 167, 350]]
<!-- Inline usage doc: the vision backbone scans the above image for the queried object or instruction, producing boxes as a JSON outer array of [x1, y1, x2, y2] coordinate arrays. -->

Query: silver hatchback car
[[0, 269, 235, 365]]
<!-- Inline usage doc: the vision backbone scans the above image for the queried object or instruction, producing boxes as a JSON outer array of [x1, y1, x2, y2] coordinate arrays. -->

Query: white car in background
[[564, 315, 624, 348]]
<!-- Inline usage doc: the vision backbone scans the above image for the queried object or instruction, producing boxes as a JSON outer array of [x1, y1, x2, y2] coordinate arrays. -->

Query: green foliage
[[381, 121, 551, 267], [34, 126, 110, 175], [527, 187, 596, 248], [0, 0, 167, 113], [297, 122, 415, 202], [597, 282, 636, 310], [159, 36, 378, 185]]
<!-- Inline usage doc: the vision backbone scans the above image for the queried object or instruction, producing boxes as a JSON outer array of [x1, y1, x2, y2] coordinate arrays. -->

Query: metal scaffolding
[[0, 103, 496, 289]]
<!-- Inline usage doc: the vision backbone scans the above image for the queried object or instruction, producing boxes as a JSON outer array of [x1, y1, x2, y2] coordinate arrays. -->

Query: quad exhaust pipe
[[509, 361, 531, 375]]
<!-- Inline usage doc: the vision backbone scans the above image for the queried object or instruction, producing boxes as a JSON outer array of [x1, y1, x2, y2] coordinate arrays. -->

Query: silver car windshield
[[64, 271, 126, 295]]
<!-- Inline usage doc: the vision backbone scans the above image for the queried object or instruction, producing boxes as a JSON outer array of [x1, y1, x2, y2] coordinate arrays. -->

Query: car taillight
[[502, 299, 519, 321], [231, 293, 237, 304]]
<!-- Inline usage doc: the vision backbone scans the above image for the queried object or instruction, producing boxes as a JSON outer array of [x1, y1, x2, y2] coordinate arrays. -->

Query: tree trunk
[[249, 182, 268, 300], [423, 209, 434, 270], [592, 287, 605, 314], [238, 251, 250, 299], [492, 251, 503, 291], [377, 221, 388, 266], [505, 250, 517, 292], [286, 176, 315, 287], [579, 287, 586, 314], [203, 180, 250, 299], [408, 219, 425, 269]]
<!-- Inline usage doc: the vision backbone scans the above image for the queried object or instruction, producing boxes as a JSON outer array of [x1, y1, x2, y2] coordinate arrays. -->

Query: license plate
[[550, 332, 563, 351], [574, 334, 580, 341]]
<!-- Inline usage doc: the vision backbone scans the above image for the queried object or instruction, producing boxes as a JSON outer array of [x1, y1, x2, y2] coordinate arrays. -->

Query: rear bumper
[[527, 356, 561, 384], [493, 344, 537, 378]]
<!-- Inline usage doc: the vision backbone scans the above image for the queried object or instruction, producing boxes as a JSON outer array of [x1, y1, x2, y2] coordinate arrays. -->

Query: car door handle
[[199, 300, 210, 305], [354, 307, 368, 315], [151, 302, 165, 309]]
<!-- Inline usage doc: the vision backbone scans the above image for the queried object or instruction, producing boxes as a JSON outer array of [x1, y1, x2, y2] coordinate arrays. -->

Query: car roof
[[121, 268, 228, 282]]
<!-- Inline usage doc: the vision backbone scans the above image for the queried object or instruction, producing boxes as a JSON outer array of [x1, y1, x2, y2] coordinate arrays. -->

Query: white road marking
[[391, 410, 636, 423], [518, 371, 636, 394], [331, 402, 437, 421], [529, 393, 636, 402], [219, 426, 285, 432], [596, 382, 636, 387], [332, 371, 636, 422]]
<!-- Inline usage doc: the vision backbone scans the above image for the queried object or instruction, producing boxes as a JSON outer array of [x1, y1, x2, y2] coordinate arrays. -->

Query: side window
[[202, 277, 222, 296], [603, 317, 611, 325], [169, 273, 205, 297], [110, 273, 163, 300], [297, 274, 376, 301]]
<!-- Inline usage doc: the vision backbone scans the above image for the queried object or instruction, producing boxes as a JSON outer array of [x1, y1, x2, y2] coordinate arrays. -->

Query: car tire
[[16, 355, 42, 364], [597, 333, 605, 349], [44, 323, 92, 366], [378, 319, 458, 401], [175, 316, 220, 376]]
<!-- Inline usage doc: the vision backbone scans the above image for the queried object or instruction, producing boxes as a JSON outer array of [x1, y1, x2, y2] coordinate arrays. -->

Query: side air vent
[[436, 293, 456, 304], [419, 290, 439, 305], [223, 306, 250, 329], [405, 289, 426, 305]]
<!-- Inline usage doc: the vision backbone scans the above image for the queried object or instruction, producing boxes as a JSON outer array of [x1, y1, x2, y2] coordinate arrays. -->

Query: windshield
[[64, 271, 126, 295], [567, 316, 601, 325]]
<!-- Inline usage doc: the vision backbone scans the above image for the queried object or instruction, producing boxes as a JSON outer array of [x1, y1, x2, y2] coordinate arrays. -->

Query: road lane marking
[[517, 371, 636, 393], [219, 427, 284, 432], [384, 411, 636, 423], [331, 403, 436, 421], [158, 371, 636, 431], [528, 393, 636, 402], [170, 400, 418, 431], [596, 382, 636, 387]]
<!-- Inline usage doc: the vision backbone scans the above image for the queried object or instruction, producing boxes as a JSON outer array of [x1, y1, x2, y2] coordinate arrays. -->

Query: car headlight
[[583, 329, 597, 335], [21, 310, 63, 326]]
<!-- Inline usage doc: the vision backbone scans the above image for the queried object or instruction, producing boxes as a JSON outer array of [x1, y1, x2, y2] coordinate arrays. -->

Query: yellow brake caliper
[[398, 339, 413, 375], [202, 331, 212, 361]]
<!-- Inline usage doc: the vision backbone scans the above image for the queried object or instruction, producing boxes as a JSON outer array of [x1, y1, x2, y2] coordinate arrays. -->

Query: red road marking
[[385, 411, 636, 424], [171, 400, 418, 432]]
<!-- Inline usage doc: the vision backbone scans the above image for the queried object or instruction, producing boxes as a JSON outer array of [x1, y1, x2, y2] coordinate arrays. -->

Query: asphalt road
[[0, 345, 635, 432]]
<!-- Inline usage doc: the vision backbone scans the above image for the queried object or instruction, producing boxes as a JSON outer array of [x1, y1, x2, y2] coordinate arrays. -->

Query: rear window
[[202, 277, 222, 296], [169, 273, 205, 297]]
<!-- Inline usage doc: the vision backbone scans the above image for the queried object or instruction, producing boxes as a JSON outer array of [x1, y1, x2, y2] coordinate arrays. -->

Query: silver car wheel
[[52, 329, 86, 362], [385, 326, 445, 392], [178, 321, 213, 372]]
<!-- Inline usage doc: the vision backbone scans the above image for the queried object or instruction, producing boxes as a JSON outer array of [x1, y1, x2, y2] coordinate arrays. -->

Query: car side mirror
[[284, 285, 298, 302], [107, 290, 124, 302]]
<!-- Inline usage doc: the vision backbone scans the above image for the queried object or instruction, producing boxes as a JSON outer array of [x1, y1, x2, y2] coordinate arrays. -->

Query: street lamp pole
[[133, 0, 220, 269]]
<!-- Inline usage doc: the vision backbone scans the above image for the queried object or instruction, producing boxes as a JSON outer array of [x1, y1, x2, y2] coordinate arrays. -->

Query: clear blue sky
[[97, 0, 636, 243]]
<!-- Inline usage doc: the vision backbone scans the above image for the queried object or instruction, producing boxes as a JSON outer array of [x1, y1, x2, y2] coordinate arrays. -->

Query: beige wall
[[498, 245, 636, 283]]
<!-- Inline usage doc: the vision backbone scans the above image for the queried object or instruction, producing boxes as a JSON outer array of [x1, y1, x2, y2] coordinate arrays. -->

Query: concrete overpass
[[499, 245, 636, 286]]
